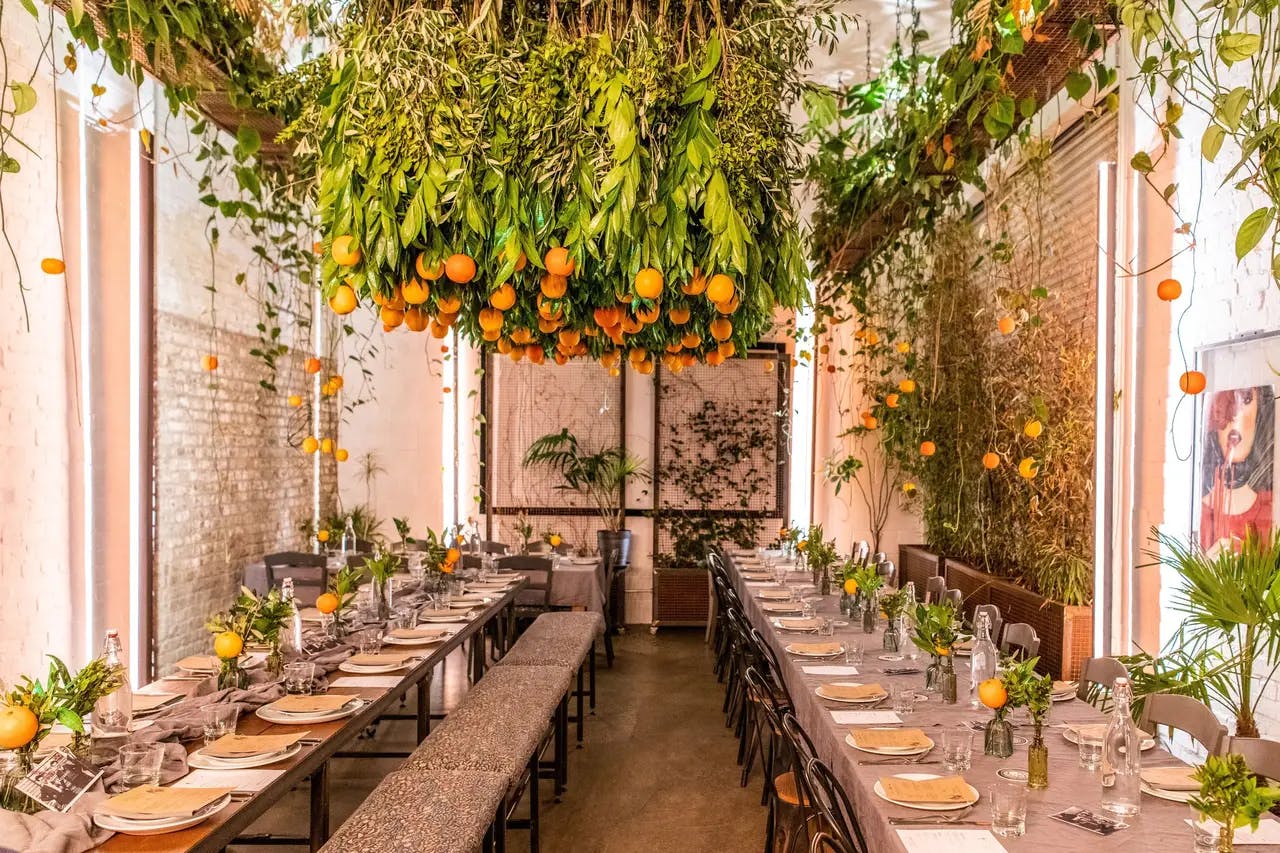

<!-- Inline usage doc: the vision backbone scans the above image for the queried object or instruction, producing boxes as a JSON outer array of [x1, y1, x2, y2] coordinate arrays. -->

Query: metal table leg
[[309, 761, 329, 851]]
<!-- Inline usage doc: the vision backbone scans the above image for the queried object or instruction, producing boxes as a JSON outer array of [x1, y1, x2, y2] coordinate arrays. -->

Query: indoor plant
[[802, 525, 839, 596], [523, 429, 650, 565], [1002, 656, 1052, 787], [321, 563, 367, 639], [911, 602, 966, 702], [362, 553, 402, 620], [879, 589, 911, 651], [1190, 753, 1280, 852]]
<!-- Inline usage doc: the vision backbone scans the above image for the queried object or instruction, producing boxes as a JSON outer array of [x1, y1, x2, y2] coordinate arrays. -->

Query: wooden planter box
[[651, 567, 710, 629], [899, 544, 942, 600], [944, 559, 1092, 681]]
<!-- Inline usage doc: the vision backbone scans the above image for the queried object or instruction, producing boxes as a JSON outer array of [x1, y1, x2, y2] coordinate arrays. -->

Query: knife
[[889, 819, 991, 826]]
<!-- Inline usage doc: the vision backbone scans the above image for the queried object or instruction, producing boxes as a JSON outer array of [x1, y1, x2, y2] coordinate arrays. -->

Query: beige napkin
[[96, 785, 234, 820], [789, 642, 843, 655], [1069, 723, 1109, 741], [1052, 680, 1077, 694], [758, 590, 792, 600], [347, 652, 412, 667], [202, 731, 309, 758], [762, 602, 804, 613], [880, 775, 973, 803], [418, 609, 456, 619], [777, 617, 823, 630], [268, 693, 357, 714], [851, 727, 930, 749], [1142, 766, 1199, 791], [389, 627, 448, 641], [823, 683, 887, 701], [954, 639, 973, 651], [176, 655, 219, 672], [133, 692, 182, 713]]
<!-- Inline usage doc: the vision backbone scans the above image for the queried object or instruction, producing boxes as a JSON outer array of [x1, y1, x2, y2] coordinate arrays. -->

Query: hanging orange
[[305, 357, 322, 375], [301, 436, 319, 454], [997, 316, 1016, 335], [404, 307, 429, 332], [635, 358, 654, 375], [510, 327, 533, 345], [982, 452, 1000, 470], [559, 330, 581, 347], [380, 305, 405, 329], [436, 294, 461, 314], [706, 274, 734, 304], [385, 284, 406, 311], [554, 351, 569, 365], [682, 333, 702, 349], [594, 306, 622, 328], [538, 316, 561, 334], [527, 344, 545, 365], [899, 378, 917, 393], [1156, 278, 1182, 301], [718, 342, 736, 358], [40, 257, 65, 275], [682, 270, 708, 296], [513, 250, 528, 272], [430, 321, 449, 339], [202, 354, 218, 371], [635, 267, 664, 299], [415, 253, 444, 281], [716, 295, 740, 315], [668, 307, 691, 325], [329, 283, 358, 315], [402, 279, 430, 305], [600, 351, 620, 369], [496, 338, 513, 354], [920, 441, 936, 457], [885, 393, 900, 408], [482, 328, 502, 342], [636, 304, 662, 324], [619, 314, 643, 335], [489, 283, 516, 310], [1180, 370, 1206, 394], [541, 274, 568, 299], [1018, 457, 1039, 479], [445, 253, 477, 284], [1024, 419, 1043, 438], [437, 311, 458, 327], [544, 247, 575, 276], [705, 349, 726, 366], [629, 348, 648, 365], [709, 317, 733, 342], [331, 235, 361, 266], [478, 307, 504, 332], [510, 345, 526, 363]]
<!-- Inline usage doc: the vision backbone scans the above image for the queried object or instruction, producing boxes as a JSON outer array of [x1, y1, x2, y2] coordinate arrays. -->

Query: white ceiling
[[806, 0, 953, 88]]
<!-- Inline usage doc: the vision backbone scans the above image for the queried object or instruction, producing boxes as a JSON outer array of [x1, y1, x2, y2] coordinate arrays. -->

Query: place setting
[[92, 785, 236, 837], [188, 731, 311, 771], [784, 640, 846, 658], [818, 681, 888, 705], [257, 692, 366, 724]]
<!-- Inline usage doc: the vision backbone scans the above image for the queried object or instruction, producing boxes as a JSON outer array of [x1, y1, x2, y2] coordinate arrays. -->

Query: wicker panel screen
[[481, 355, 625, 535], [653, 349, 790, 565]]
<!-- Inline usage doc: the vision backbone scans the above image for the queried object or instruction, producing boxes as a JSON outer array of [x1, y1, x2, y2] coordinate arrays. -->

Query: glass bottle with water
[[281, 577, 304, 655], [93, 630, 133, 736], [341, 516, 355, 559], [969, 612, 997, 707], [1101, 677, 1142, 816]]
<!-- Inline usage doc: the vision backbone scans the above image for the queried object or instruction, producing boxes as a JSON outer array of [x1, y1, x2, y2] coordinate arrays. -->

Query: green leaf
[[70, 0, 83, 24], [236, 126, 261, 158], [8, 82, 36, 115], [1130, 151, 1154, 173], [1201, 125, 1225, 162], [57, 708, 85, 734], [1217, 87, 1249, 132], [1065, 72, 1091, 101], [1235, 207, 1274, 260], [1217, 32, 1261, 65]]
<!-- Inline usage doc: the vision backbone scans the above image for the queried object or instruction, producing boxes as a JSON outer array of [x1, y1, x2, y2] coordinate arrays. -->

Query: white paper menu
[[897, 829, 1007, 852], [830, 710, 902, 725]]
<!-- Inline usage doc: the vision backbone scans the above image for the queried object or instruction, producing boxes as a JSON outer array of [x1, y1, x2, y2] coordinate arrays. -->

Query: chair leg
[[575, 665, 585, 745], [588, 642, 597, 712], [528, 756, 540, 853], [603, 628, 614, 668]]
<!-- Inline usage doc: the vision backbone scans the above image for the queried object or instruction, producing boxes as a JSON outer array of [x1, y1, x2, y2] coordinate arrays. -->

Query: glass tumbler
[[201, 704, 239, 746], [942, 726, 973, 771], [989, 781, 1027, 838], [283, 661, 317, 695], [119, 742, 165, 788]]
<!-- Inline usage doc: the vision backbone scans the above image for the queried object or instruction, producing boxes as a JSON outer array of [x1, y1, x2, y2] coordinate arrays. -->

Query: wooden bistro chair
[[1139, 693, 1228, 756], [798, 756, 869, 853], [497, 555, 558, 623], [1075, 656, 1129, 704], [1228, 737, 1280, 783], [999, 622, 1041, 660], [875, 560, 896, 587], [924, 575, 946, 604], [263, 551, 328, 598]]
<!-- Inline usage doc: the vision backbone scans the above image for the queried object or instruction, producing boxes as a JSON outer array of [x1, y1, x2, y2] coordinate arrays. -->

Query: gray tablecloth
[[725, 555, 1280, 852]]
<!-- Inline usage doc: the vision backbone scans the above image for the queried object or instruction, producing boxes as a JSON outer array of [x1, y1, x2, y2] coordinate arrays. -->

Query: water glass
[[1077, 730, 1104, 771], [818, 618, 835, 638], [801, 600, 816, 620], [942, 726, 973, 771], [119, 742, 165, 787], [200, 704, 239, 746], [990, 781, 1027, 837], [284, 661, 317, 695], [844, 643, 864, 666], [1191, 816, 1224, 852], [356, 629, 383, 655], [890, 683, 916, 715]]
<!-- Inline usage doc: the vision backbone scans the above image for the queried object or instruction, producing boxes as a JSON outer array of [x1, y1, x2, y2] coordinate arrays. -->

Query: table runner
[[723, 555, 1277, 852]]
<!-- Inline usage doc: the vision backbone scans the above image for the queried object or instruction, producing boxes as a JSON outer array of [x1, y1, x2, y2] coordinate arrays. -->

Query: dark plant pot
[[598, 529, 632, 568], [944, 559, 1092, 680], [899, 544, 942, 600]]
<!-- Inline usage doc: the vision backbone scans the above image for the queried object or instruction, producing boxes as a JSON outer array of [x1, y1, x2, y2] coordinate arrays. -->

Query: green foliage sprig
[[1190, 754, 1280, 839], [4, 655, 123, 747], [801, 524, 839, 574], [1001, 655, 1051, 724], [844, 562, 883, 599], [363, 552, 402, 586], [327, 563, 367, 613], [910, 602, 968, 656], [879, 588, 911, 624], [523, 429, 650, 532]]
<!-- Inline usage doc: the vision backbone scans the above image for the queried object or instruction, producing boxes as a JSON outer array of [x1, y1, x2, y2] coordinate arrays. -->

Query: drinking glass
[[356, 629, 383, 655], [844, 643, 864, 666], [1077, 730, 1104, 771], [119, 742, 165, 787], [1191, 815, 1224, 853], [200, 704, 239, 746], [801, 600, 816, 620], [283, 661, 317, 695], [942, 726, 973, 771], [890, 683, 916, 715], [818, 618, 835, 638], [989, 781, 1028, 837]]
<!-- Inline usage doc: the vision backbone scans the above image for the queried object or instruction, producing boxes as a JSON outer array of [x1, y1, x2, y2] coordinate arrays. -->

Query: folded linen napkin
[[95, 785, 232, 820], [1141, 766, 1199, 791], [880, 775, 973, 804], [788, 642, 843, 655], [0, 791, 111, 853], [822, 683, 886, 701]]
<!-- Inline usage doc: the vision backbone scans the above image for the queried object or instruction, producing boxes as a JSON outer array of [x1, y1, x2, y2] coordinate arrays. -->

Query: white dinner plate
[[419, 610, 467, 622], [187, 742, 302, 770], [771, 618, 819, 633], [256, 698, 365, 725], [1140, 780, 1197, 803], [338, 660, 411, 674], [757, 590, 793, 601], [872, 773, 979, 811], [761, 604, 805, 615], [1051, 691, 1076, 703], [94, 794, 232, 835], [1062, 726, 1156, 751], [844, 730, 934, 756], [383, 632, 452, 646], [785, 643, 845, 658], [449, 595, 489, 606], [816, 682, 889, 705]]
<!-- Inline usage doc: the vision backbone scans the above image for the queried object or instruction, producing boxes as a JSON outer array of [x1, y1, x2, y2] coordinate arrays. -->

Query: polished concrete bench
[[498, 611, 605, 743], [318, 768, 508, 853]]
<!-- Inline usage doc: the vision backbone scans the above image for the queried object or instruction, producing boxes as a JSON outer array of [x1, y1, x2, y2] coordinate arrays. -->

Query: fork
[[858, 757, 941, 766], [888, 807, 976, 825]]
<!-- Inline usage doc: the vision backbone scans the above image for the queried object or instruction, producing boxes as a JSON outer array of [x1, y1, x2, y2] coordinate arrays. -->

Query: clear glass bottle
[[281, 577, 304, 657], [94, 629, 133, 737], [1101, 676, 1142, 816], [969, 612, 997, 708], [341, 516, 356, 559], [940, 654, 957, 704], [903, 581, 916, 603]]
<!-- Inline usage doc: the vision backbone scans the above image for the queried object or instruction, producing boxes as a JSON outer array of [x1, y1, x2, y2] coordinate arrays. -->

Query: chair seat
[[773, 771, 809, 806], [320, 768, 507, 852]]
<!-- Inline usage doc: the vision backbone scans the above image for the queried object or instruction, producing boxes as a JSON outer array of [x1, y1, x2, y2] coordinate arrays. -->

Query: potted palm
[[522, 429, 650, 566]]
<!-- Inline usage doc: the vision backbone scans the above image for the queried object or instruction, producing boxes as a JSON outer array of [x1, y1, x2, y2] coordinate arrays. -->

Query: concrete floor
[[231, 629, 765, 853]]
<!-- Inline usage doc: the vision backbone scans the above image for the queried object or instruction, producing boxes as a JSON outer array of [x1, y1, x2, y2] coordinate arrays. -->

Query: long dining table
[[91, 576, 525, 853], [723, 551, 1280, 852]]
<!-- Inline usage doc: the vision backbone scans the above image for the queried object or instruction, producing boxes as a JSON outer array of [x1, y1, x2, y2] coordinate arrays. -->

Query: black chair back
[[264, 551, 328, 593], [496, 555, 555, 605], [802, 758, 869, 853]]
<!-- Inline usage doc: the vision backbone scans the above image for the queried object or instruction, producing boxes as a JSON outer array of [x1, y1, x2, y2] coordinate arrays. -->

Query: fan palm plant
[[1144, 529, 1280, 737], [522, 429, 650, 533]]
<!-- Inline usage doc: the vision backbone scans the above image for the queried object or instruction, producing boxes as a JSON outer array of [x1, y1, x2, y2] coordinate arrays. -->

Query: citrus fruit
[[415, 253, 444, 281], [320, 437, 334, 454], [682, 333, 701, 348], [706, 274, 734, 304], [719, 341, 736, 358], [935, 645, 950, 656], [444, 253, 476, 284], [668, 307, 691, 325], [862, 414, 879, 430], [329, 283, 358, 315], [544, 247, 575, 277], [705, 349, 725, 366], [402, 279, 430, 305], [315, 592, 340, 614], [40, 257, 65, 275], [302, 436, 319, 454], [559, 329, 581, 347], [1018, 457, 1039, 479], [885, 393, 899, 408], [287, 394, 302, 407], [0, 706, 39, 750], [997, 316, 1016, 335], [896, 341, 911, 354], [1024, 419, 1043, 438], [436, 294, 462, 314], [380, 305, 405, 329], [513, 250, 528, 272], [903, 482, 917, 494], [636, 304, 662, 324], [843, 578, 858, 595], [635, 267, 664, 299], [920, 441, 936, 457], [202, 355, 218, 371], [213, 631, 244, 660], [682, 270, 708, 296], [445, 547, 461, 564], [982, 452, 1000, 470], [403, 307, 428, 332], [541, 274, 568, 299], [1156, 278, 1181, 301], [335, 448, 349, 462], [316, 529, 330, 543], [899, 378, 917, 393], [527, 344, 545, 364], [479, 308, 504, 332], [978, 678, 1007, 709], [305, 358, 322, 375], [331, 236, 361, 266], [489, 283, 516, 310], [1180, 370, 1206, 394], [709, 317, 733, 342], [717, 295, 740, 314]]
